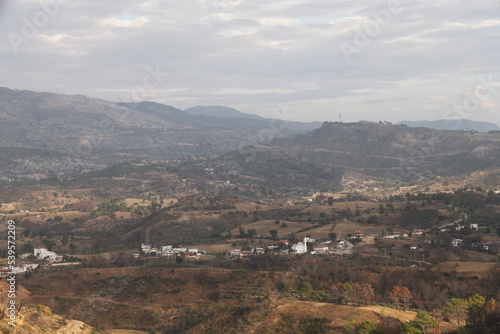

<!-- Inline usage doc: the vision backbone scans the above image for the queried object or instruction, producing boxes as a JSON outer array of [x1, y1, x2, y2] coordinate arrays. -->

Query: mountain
[[208, 121, 500, 191], [185, 105, 265, 119], [0, 87, 320, 180], [185, 105, 322, 132], [398, 119, 500, 133]]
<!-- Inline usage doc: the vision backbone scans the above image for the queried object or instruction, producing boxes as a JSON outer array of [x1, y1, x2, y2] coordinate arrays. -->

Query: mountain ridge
[[398, 119, 499, 132]]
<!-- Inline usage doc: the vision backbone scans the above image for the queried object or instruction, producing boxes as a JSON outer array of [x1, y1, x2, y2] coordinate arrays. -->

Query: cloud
[[0, 0, 499, 125], [101, 15, 149, 28]]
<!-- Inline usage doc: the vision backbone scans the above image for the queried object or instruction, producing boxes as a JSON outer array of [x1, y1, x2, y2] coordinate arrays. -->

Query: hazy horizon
[[1, 0, 499, 125]]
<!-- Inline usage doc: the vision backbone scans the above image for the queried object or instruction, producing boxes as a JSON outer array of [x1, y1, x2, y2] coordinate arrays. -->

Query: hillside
[[216, 121, 500, 189], [0, 87, 319, 180], [399, 119, 500, 133]]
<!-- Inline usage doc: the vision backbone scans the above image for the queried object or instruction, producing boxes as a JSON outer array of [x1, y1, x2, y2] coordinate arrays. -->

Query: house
[[277, 240, 289, 246], [34, 247, 57, 260], [230, 249, 241, 257], [410, 246, 417, 250], [353, 231, 364, 237], [20, 253, 33, 259], [0, 268, 12, 277], [470, 224, 479, 231], [452, 239, 463, 247], [141, 244, 152, 254], [184, 252, 198, 258], [393, 232, 407, 238], [413, 229, 426, 236], [337, 241, 346, 248], [172, 247, 187, 254], [383, 235, 395, 239], [254, 248, 265, 255], [267, 245, 279, 250], [312, 245, 329, 253], [239, 251, 252, 257]]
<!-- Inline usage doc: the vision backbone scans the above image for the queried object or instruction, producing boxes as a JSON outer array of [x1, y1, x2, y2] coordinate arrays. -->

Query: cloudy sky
[[1, 0, 499, 124]]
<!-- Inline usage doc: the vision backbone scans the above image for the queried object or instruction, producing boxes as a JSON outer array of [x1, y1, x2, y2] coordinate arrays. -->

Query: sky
[[1, 0, 499, 124]]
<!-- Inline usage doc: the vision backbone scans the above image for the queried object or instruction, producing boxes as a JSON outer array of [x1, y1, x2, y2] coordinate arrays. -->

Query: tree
[[390, 285, 412, 311], [328, 197, 334, 205], [0, 281, 9, 319], [246, 228, 257, 238], [467, 294, 486, 329], [42, 239, 56, 251], [61, 236, 69, 246], [367, 214, 379, 225], [299, 280, 315, 299], [359, 283, 375, 306], [22, 242, 34, 254], [358, 321, 380, 334], [355, 203, 361, 217], [410, 310, 437, 333], [69, 243, 77, 253], [238, 226, 246, 238], [270, 229, 278, 240], [443, 298, 468, 326]]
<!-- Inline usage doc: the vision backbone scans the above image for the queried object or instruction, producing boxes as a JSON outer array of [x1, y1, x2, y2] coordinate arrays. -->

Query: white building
[[312, 245, 329, 254], [291, 236, 308, 254], [452, 239, 463, 247], [34, 247, 57, 260]]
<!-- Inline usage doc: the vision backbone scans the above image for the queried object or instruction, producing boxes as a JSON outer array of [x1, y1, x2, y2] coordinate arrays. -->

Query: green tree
[[409, 310, 437, 333], [467, 294, 486, 329], [401, 322, 422, 334], [443, 298, 468, 326], [69, 243, 77, 253], [22, 242, 34, 254], [358, 320, 380, 334], [270, 229, 278, 240], [299, 280, 315, 299], [355, 203, 361, 217]]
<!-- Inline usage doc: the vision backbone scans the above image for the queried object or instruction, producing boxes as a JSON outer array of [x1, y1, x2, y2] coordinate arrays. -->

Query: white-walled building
[[291, 236, 308, 254], [34, 247, 57, 260]]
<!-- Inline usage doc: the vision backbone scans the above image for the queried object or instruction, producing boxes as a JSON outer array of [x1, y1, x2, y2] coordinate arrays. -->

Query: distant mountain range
[[398, 119, 499, 133], [208, 121, 500, 190], [2, 87, 500, 187], [0, 87, 319, 180], [185, 105, 265, 120]]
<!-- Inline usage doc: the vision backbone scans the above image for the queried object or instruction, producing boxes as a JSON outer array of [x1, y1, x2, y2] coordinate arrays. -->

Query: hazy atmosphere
[[1, 0, 499, 123]]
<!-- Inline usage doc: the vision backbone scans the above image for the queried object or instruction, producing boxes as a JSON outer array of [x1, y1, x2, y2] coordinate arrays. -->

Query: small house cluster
[[136, 244, 206, 258], [0, 264, 38, 277], [231, 236, 349, 257]]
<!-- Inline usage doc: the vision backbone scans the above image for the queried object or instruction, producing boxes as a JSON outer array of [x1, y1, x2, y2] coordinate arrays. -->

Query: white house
[[34, 247, 57, 260], [230, 249, 241, 257], [470, 224, 478, 231], [413, 229, 426, 236], [312, 245, 329, 254], [141, 244, 151, 253], [452, 239, 463, 247]]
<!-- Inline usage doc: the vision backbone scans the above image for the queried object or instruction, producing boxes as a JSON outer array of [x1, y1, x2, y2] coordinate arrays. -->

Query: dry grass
[[432, 261, 497, 277]]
